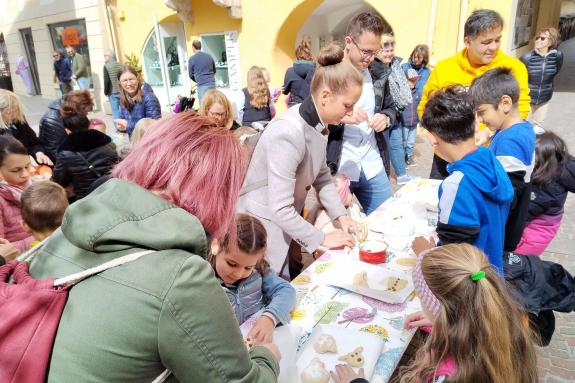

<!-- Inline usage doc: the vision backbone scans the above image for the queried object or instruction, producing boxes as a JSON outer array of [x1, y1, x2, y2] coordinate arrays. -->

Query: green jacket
[[71, 53, 88, 78], [30, 179, 279, 383]]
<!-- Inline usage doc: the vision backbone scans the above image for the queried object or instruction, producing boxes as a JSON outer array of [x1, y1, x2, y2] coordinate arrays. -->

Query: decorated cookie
[[313, 334, 338, 354], [338, 346, 365, 368], [352, 271, 369, 289], [382, 277, 408, 292], [301, 358, 330, 383]]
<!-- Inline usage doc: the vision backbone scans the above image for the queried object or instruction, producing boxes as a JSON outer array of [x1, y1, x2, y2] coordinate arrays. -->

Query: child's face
[[212, 243, 263, 285], [475, 102, 506, 132], [0, 153, 32, 188]]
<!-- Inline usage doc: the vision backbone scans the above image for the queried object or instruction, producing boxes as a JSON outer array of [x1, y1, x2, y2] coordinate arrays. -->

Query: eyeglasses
[[535, 36, 548, 41], [351, 37, 381, 59]]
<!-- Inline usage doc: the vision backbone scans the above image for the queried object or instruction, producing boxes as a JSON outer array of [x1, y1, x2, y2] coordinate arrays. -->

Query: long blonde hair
[[199, 89, 235, 129], [246, 66, 270, 109], [0, 89, 26, 129], [400, 244, 538, 383]]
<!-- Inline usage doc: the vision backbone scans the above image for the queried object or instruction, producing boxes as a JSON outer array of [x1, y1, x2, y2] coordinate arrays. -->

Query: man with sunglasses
[[326, 12, 397, 214], [418, 9, 530, 180]]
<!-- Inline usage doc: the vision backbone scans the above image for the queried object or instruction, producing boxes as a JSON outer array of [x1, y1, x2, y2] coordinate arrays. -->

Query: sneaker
[[396, 173, 421, 185], [406, 156, 416, 167]]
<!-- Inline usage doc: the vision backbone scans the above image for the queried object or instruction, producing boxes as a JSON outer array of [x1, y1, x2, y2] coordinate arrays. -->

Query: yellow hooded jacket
[[418, 48, 531, 119]]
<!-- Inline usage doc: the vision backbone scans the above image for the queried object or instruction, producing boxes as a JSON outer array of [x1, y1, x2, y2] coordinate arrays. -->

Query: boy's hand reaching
[[411, 236, 435, 256], [247, 315, 275, 345]]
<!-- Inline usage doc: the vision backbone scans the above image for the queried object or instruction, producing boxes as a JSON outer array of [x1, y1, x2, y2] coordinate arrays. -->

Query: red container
[[359, 240, 388, 264]]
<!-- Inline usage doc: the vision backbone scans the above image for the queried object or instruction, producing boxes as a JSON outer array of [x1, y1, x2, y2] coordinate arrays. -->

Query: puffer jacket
[[1, 120, 44, 157], [218, 269, 296, 326], [38, 99, 66, 162], [527, 155, 575, 220], [282, 60, 315, 107], [520, 49, 564, 105], [119, 83, 161, 135], [29, 179, 279, 383], [52, 130, 118, 200]]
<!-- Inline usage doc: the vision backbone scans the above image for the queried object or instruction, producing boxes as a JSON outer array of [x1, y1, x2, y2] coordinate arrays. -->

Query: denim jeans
[[402, 124, 417, 157], [59, 81, 72, 98], [76, 76, 90, 90], [197, 83, 215, 107], [389, 124, 407, 177], [350, 169, 392, 215], [108, 93, 121, 120]]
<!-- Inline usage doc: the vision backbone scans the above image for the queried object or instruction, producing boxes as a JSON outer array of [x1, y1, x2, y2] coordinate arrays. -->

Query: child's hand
[[411, 236, 435, 256], [114, 119, 128, 132], [0, 239, 20, 261], [405, 310, 433, 329], [247, 316, 275, 345], [330, 364, 365, 383]]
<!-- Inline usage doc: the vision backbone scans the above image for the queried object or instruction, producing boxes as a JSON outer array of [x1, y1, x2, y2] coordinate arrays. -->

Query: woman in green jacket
[[30, 113, 280, 382]]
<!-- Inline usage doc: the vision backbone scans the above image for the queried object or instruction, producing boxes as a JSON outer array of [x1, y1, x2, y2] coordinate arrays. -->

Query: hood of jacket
[[293, 60, 315, 79], [455, 49, 511, 78], [448, 147, 514, 204], [60, 178, 209, 256], [59, 129, 112, 152]]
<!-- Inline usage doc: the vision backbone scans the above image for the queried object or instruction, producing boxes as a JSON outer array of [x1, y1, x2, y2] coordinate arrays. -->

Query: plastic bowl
[[359, 240, 388, 264]]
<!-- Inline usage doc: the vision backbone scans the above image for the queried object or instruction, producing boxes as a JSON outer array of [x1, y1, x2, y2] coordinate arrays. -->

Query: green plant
[[124, 53, 143, 77]]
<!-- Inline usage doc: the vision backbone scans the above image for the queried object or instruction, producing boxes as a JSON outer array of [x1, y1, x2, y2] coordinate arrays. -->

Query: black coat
[[282, 60, 315, 107], [38, 100, 66, 162], [326, 60, 397, 176], [52, 130, 118, 200], [520, 49, 564, 105], [528, 156, 575, 220], [0, 120, 44, 157]]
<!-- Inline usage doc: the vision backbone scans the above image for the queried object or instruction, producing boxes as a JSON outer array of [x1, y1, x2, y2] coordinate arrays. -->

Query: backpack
[[0, 244, 171, 383]]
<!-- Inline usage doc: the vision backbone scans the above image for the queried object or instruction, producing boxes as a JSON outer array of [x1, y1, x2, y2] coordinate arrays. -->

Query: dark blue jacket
[[437, 147, 514, 274], [54, 58, 72, 82], [119, 84, 161, 135], [187, 51, 216, 86], [400, 87, 421, 128], [489, 121, 536, 252], [282, 60, 315, 107]]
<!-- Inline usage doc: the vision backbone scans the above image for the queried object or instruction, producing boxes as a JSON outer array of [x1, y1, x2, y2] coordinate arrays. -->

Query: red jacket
[[0, 185, 34, 251]]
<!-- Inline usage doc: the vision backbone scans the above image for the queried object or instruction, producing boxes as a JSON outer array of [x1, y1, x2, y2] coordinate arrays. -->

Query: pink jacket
[[0, 185, 34, 251]]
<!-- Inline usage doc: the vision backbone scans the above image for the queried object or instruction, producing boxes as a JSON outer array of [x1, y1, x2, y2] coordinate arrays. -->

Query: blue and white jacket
[[489, 121, 536, 252], [119, 83, 161, 136], [218, 269, 296, 326], [437, 147, 514, 274]]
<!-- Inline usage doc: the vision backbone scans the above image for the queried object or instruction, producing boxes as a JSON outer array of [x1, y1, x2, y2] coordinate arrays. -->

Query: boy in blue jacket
[[470, 68, 536, 253], [416, 86, 514, 274]]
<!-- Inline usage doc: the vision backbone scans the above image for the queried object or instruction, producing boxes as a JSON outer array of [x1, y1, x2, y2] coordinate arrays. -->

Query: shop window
[[48, 19, 93, 88], [142, 33, 184, 88], [201, 34, 229, 88], [0, 33, 13, 91]]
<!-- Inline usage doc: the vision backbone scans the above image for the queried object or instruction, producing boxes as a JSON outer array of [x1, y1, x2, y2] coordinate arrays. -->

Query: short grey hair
[[104, 49, 116, 60], [464, 9, 504, 38]]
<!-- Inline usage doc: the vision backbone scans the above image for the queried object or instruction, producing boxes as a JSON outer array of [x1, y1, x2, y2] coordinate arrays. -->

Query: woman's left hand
[[247, 315, 275, 345], [338, 216, 367, 242], [35, 152, 53, 166]]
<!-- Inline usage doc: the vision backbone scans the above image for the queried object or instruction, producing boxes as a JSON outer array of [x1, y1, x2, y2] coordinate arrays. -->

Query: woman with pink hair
[[29, 113, 280, 382]]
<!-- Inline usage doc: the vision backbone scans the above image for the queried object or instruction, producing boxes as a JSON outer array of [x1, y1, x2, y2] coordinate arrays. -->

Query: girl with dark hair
[[401, 44, 431, 96], [209, 213, 296, 344], [115, 65, 161, 136], [0, 135, 34, 256], [515, 132, 575, 256]]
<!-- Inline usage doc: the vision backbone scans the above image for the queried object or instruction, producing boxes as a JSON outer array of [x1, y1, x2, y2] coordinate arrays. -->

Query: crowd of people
[[0, 7, 573, 383]]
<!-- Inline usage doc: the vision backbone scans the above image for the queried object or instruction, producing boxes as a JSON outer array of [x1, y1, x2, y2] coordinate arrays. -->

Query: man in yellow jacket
[[418, 9, 530, 179]]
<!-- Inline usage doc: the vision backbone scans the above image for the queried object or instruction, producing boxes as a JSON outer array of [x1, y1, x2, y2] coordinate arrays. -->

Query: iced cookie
[[338, 346, 365, 368], [352, 271, 369, 289], [382, 277, 408, 292], [301, 358, 330, 383], [313, 334, 337, 354]]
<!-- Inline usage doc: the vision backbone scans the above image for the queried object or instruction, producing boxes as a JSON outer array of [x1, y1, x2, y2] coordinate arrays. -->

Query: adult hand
[[260, 343, 281, 363], [338, 215, 368, 242], [475, 129, 491, 146], [247, 316, 275, 345], [322, 229, 355, 249], [341, 108, 368, 125], [114, 119, 128, 132], [35, 152, 53, 166], [411, 236, 435, 256], [330, 364, 365, 383], [0, 239, 20, 261], [368, 113, 390, 132], [405, 310, 433, 329]]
